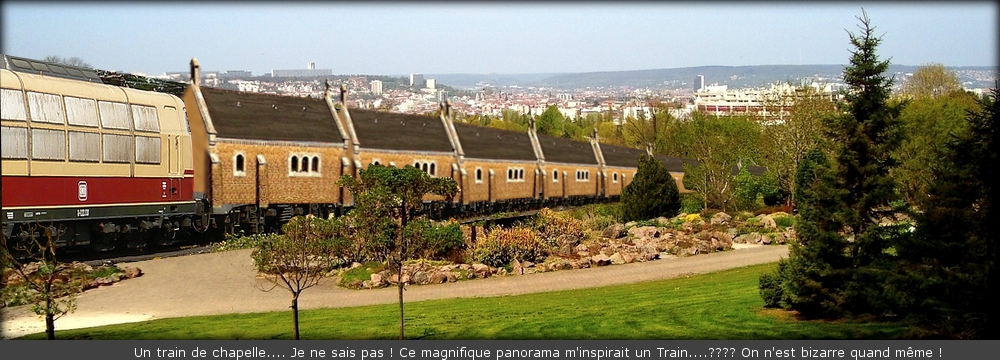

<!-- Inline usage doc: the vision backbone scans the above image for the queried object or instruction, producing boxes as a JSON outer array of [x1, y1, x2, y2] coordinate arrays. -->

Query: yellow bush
[[685, 214, 702, 223], [472, 226, 546, 267]]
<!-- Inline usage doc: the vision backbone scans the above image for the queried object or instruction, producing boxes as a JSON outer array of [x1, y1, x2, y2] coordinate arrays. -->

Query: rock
[[591, 254, 612, 266], [361, 280, 373, 289], [349, 262, 363, 270], [412, 271, 430, 285], [640, 252, 659, 261], [710, 212, 732, 225], [429, 272, 447, 284], [511, 260, 524, 275], [712, 231, 734, 250], [496, 267, 508, 276], [624, 221, 637, 229], [92, 276, 115, 286], [472, 264, 490, 273], [656, 217, 671, 226], [370, 273, 386, 287], [122, 267, 143, 279], [629, 226, 661, 242], [761, 215, 778, 230], [601, 223, 626, 239], [444, 272, 458, 282], [609, 252, 626, 265], [761, 235, 773, 245]]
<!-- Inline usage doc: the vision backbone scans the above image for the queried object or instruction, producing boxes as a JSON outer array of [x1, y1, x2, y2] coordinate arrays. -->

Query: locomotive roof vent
[[2, 54, 102, 83]]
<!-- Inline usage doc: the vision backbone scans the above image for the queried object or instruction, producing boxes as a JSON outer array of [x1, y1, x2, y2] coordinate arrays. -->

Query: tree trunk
[[398, 268, 404, 340], [292, 294, 300, 340], [45, 282, 55, 340]]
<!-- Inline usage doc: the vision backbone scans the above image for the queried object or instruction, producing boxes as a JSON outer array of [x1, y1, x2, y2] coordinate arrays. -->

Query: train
[[1, 55, 764, 254]]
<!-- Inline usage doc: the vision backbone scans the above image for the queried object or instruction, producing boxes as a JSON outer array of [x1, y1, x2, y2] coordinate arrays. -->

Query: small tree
[[252, 216, 348, 340], [620, 154, 681, 222], [0, 223, 80, 340], [338, 164, 457, 340]]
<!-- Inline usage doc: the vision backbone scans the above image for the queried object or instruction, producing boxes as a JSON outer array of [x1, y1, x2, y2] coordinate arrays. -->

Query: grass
[[18, 263, 909, 340]]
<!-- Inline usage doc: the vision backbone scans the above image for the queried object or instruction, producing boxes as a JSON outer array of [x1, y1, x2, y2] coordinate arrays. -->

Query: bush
[[404, 219, 465, 260], [472, 226, 546, 267], [621, 154, 681, 222], [759, 259, 792, 309], [215, 232, 280, 252], [531, 208, 584, 247], [680, 193, 704, 214], [773, 215, 796, 229]]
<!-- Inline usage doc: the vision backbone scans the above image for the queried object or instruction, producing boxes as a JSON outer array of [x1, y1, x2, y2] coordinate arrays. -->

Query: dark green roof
[[453, 123, 537, 161], [654, 155, 699, 173], [599, 143, 646, 168], [199, 87, 343, 143], [348, 109, 454, 153], [536, 133, 598, 165]]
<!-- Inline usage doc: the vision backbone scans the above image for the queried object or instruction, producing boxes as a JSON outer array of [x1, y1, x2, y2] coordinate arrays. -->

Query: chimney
[[340, 84, 347, 106], [190, 58, 201, 86]]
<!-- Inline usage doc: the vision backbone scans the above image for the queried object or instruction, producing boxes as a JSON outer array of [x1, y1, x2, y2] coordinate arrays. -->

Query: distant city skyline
[[2, 2, 996, 76]]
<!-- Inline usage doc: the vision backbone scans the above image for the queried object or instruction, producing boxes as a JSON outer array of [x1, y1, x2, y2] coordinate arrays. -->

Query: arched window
[[553, 170, 558, 182], [290, 156, 299, 173], [613, 172, 618, 183], [422, 163, 428, 173], [476, 168, 483, 182], [373, 160, 381, 166], [508, 169, 513, 180], [429, 163, 435, 176], [300, 156, 310, 172], [311, 157, 319, 172], [414, 162, 420, 168], [518, 169, 524, 180], [234, 154, 245, 175]]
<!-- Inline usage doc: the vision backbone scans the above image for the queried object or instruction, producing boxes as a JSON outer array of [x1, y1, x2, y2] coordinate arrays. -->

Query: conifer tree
[[620, 154, 681, 222]]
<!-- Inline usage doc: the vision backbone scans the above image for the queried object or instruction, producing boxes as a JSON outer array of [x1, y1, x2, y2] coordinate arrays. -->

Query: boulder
[[761, 235, 773, 245], [629, 226, 661, 242], [444, 272, 458, 282], [601, 223, 626, 239], [710, 212, 732, 225], [370, 273, 387, 287], [760, 215, 778, 230], [122, 267, 143, 279], [412, 271, 430, 285], [624, 221, 637, 229], [429, 272, 448, 284], [511, 260, 524, 275], [609, 252, 626, 265], [591, 254, 613, 266], [656, 217, 671, 226]]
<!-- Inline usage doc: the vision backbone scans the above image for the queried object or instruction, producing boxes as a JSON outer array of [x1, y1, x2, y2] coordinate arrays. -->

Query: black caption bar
[[1, 340, 996, 360]]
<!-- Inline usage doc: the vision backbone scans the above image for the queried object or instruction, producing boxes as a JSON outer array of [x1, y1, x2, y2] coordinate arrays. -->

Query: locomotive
[[1, 55, 763, 255]]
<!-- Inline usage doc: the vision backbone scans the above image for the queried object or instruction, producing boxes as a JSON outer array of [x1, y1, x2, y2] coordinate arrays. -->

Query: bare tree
[[251, 216, 347, 340], [0, 222, 80, 340], [41, 56, 91, 68]]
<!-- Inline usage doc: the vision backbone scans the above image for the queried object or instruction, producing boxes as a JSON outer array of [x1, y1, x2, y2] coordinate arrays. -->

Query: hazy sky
[[2, 2, 996, 76]]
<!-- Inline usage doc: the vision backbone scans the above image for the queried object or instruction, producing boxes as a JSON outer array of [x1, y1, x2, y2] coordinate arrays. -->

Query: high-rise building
[[370, 80, 383, 95], [409, 73, 424, 87], [694, 75, 705, 92], [425, 78, 436, 90]]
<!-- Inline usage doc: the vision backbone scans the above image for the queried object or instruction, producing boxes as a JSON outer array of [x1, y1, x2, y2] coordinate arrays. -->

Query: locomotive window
[[131, 105, 161, 133], [31, 129, 66, 161], [1, 89, 27, 121], [99, 101, 131, 130], [69, 131, 101, 162], [507, 169, 513, 180], [518, 169, 524, 180], [135, 136, 161, 164], [65, 97, 99, 127], [1, 126, 28, 159], [429, 163, 435, 176], [27, 92, 65, 125], [300, 156, 310, 172], [311, 156, 319, 173], [290, 155, 299, 173], [102, 134, 133, 163], [234, 153, 246, 176]]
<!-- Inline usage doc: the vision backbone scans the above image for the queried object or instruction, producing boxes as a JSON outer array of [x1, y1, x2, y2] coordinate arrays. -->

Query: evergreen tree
[[761, 11, 907, 318], [891, 85, 996, 338], [620, 154, 681, 222]]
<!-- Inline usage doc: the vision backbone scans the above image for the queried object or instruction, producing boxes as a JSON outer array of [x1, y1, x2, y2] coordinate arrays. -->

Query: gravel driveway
[[1, 244, 788, 339]]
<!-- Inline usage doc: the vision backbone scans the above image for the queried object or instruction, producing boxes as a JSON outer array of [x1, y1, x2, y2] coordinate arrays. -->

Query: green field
[[18, 263, 909, 339]]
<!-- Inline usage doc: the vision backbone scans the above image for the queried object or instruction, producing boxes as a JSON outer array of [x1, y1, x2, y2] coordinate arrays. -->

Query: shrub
[[684, 214, 702, 223], [215, 232, 279, 252], [404, 219, 465, 260], [472, 226, 546, 267], [759, 259, 790, 308], [338, 261, 385, 287], [621, 154, 681, 222], [773, 216, 796, 229], [680, 193, 705, 214], [531, 208, 584, 247]]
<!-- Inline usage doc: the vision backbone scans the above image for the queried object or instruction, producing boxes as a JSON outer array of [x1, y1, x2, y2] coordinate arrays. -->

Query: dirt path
[[1, 244, 788, 339]]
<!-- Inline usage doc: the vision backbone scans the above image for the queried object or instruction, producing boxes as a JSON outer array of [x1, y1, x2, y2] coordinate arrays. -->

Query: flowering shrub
[[472, 226, 546, 267]]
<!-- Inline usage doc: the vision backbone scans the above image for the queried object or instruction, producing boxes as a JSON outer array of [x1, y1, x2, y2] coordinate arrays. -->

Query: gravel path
[[1, 244, 788, 339]]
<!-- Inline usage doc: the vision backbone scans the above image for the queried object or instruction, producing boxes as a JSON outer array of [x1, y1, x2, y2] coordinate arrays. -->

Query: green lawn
[[19, 263, 909, 339]]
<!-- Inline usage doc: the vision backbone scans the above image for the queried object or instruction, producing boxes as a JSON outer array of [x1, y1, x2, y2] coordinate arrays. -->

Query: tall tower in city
[[409, 73, 424, 87], [370, 80, 383, 95], [308, 62, 316, 70], [694, 75, 705, 92]]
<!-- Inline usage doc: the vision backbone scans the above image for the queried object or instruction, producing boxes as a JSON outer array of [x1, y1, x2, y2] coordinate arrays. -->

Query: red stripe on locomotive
[[1, 176, 194, 208]]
